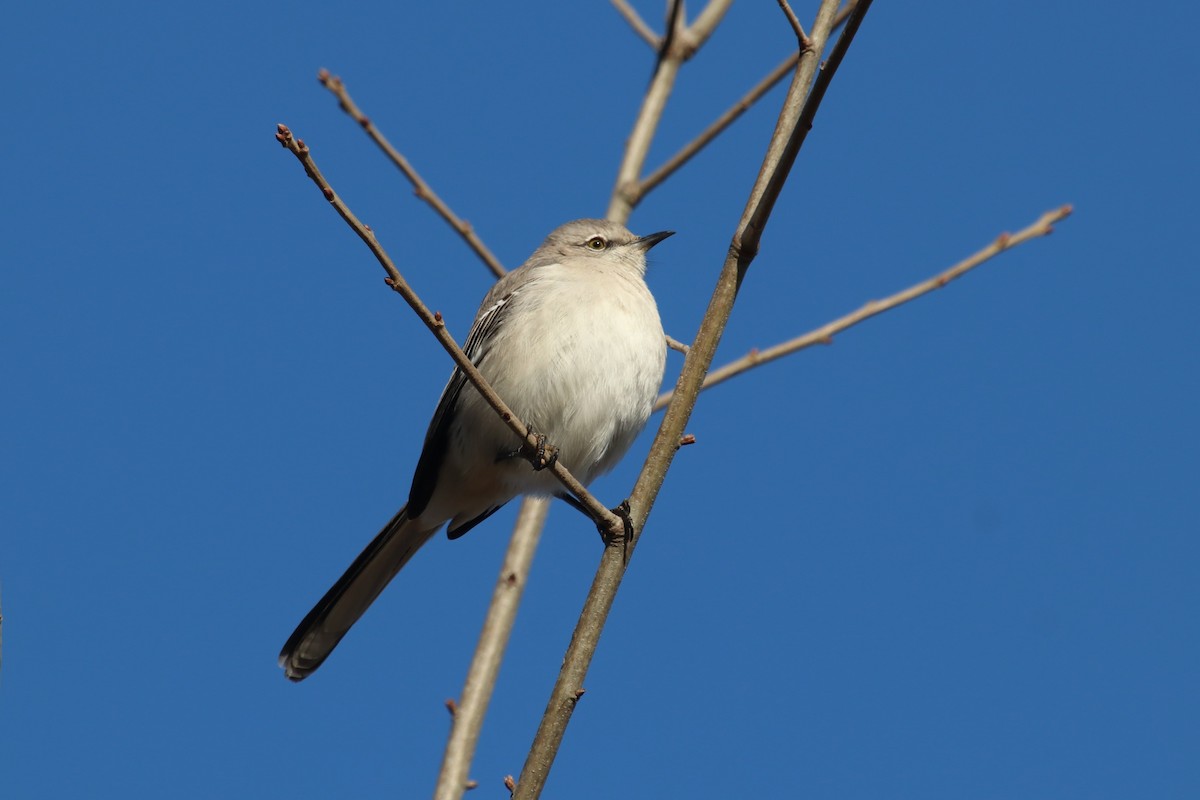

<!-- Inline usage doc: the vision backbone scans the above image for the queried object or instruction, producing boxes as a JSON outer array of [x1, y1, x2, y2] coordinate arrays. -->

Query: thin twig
[[316, 70, 507, 279], [513, 3, 860, 797], [683, 0, 735, 55], [665, 334, 690, 354], [605, 0, 733, 223], [434, 498, 549, 800], [606, 25, 684, 221], [274, 124, 620, 537], [610, 0, 660, 49], [639, 53, 799, 202], [777, 0, 812, 47], [635, 0, 858, 203], [655, 204, 1074, 410]]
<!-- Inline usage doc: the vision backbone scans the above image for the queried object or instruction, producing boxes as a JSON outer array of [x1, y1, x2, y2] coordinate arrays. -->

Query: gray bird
[[280, 219, 673, 680]]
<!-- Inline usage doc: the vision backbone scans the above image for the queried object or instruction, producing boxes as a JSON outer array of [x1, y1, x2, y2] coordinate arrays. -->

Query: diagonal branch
[[655, 204, 1074, 410], [637, 52, 798, 202], [605, 0, 733, 223], [317, 70, 507, 279], [684, 0, 735, 53], [274, 123, 620, 537], [610, 0, 660, 49], [433, 499, 549, 800], [635, 0, 859, 204], [777, 0, 812, 47]]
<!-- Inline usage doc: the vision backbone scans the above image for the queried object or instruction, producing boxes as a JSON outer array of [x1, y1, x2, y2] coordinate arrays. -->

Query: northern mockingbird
[[280, 219, 672, 680]]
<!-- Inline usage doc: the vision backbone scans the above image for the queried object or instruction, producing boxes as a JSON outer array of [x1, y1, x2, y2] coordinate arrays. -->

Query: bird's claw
[[519, 430, 559, 471], [601, 499, 635, 564]]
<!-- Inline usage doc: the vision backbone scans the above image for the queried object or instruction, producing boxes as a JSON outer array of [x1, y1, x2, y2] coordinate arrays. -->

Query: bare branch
[[610, 0, 660, 49], [513, 3, 864, 797], [274, 124, 620, 537], [636, 0, 858, 203], [665, 334, 690, 354], [606, 34, 685, 221], [434, 498, 549, 800], [638, 53, 799, 202], [777, 0, 812, 47], [684, 0, 735, 53], [316, 70, 507, 279], [655, 205, 1074, 410], [658, 0, 685, 63], [607, 0, 742, 222]]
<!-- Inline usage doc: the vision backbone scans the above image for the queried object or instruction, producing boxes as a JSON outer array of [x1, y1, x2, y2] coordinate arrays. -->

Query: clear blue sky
[[3, 2, 1196, 797]]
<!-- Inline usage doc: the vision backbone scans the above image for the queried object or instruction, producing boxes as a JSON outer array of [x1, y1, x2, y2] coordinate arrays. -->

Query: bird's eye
[[585, 236, 607, 251]]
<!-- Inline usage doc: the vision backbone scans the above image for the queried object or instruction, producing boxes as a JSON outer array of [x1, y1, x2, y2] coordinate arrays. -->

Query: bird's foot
[[516, 429, 559, 471], [602, 499, 635, 564]]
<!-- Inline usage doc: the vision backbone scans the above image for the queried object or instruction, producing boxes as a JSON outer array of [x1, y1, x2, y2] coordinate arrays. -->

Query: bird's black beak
[[636, 230, 675, 250]]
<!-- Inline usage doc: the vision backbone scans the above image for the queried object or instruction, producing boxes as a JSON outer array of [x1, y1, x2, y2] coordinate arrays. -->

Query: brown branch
[[655, 204, 1074, 410], [433, 498, 549, 800], [513, 3, 862, 797], [316, 70, 507, 279], [777, 0, 812, 47], [605, 0, 733, 223], [683, 0, 735, 54], [638, 53, 799, 202], [274, 123, 620, 537], [635, 0, 859, 204], [665, 334, 690, 354], [610, 0, 660, 49]]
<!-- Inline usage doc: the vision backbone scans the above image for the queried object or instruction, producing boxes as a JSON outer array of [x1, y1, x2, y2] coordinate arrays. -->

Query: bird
[[279, 218, 673, 680]]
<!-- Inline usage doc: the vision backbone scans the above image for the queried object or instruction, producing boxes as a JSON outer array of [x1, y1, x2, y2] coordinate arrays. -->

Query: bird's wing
[[407, 289, 518, 518]]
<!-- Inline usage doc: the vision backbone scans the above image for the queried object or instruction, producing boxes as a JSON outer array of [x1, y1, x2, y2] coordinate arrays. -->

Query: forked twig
[[635, 0, 859, 203], [610, 0, 660, 49], [778, 0, 812, 46]]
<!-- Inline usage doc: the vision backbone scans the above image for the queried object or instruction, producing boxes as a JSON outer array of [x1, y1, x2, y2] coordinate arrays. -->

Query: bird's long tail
[[279, 506, 436, 681]]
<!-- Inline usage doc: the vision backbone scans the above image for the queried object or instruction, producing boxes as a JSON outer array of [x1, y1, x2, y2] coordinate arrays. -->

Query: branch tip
[[665, 334, 691, 354]]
